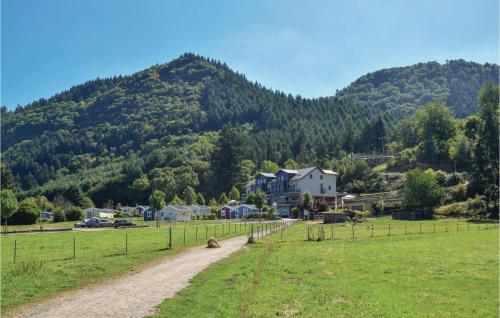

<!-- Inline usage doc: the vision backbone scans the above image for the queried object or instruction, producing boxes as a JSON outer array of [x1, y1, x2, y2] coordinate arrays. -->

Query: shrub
[[373, 200, 385, 215], [445, 173, 463, 187], [446, 183, 468, 203], [66, 207, 83, 221], [9, 198, 40, 225], [403, 168, 444, 209], [436, 195, 487, 218], [52, 208, 66, 222], [291, 207, 300, 218]]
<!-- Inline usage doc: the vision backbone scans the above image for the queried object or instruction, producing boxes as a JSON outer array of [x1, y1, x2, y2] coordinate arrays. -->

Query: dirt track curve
[[14, 235, 249, 318]]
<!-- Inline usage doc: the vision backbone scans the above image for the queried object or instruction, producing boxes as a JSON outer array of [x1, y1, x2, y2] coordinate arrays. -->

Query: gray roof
[[290, 167, 317, 180], [258, 172, 276, 178], [279, 169, 298, 174], [290, 167, 338, 181]]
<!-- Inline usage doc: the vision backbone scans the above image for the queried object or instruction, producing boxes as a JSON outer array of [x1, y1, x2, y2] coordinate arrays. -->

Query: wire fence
[[0, 218, 259, 234], [304, 220, 499, 242], [2, 219, 295, 264]]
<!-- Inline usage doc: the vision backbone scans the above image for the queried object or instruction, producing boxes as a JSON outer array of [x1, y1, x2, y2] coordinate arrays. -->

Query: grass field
[[0, 219, 284, 313], [152, 219, 499, 317]]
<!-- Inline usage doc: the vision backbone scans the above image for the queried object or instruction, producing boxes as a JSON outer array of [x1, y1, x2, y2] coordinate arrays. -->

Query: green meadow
[[0, 219, 272, 314], [152, 219, 499, 318]]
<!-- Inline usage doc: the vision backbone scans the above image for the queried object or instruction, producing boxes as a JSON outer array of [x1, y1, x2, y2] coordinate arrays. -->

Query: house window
[[309, 174, 313, 179], [328, 185, 332, 190], [320, 175, 323, 180]]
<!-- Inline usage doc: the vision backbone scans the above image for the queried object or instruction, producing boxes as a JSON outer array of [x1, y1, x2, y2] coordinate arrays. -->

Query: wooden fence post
[[73, 237, 75, 259], [351, 225, 355, 238], [419, 223, 422, 234], [405, 224, 407, 235], [195, 226, 198, 241], [371, 225, 374, 237], [125, 233, 128, 255], [388, 224, 391, 236], [14, 240, 17, 263], [169, 226, 172, 249], [183, 227, 186, 246], [445, 221, 448, 232], [331, 225, 334, 239]]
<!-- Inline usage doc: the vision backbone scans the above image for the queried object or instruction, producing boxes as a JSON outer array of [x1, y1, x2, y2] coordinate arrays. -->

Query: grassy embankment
[[152, 218, 499, 317], [1, 219, 285, 314]]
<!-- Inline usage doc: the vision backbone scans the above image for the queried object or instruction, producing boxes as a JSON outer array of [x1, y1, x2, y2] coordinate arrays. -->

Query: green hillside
[[1, 53, 498, 205]]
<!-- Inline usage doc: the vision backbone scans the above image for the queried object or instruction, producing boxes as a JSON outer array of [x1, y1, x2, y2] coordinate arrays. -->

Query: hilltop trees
[[0, 54, 498, 211]]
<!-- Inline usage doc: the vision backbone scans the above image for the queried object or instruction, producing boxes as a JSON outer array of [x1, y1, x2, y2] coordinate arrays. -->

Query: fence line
[[4, 220, 287, 264], [304, 221, 498, 242]]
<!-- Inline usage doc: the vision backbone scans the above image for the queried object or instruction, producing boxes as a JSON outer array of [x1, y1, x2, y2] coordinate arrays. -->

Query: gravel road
[[13, 235, 250, 318]]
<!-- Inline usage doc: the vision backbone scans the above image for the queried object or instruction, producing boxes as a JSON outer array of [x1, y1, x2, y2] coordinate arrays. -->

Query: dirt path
[[14, 235, 250, 318]]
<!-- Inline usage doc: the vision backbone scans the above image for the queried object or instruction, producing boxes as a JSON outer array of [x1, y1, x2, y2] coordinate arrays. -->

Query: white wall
[[291, 168, 337, 197]]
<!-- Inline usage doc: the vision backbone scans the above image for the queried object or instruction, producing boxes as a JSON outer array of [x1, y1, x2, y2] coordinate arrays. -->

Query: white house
[[145, 205, 191, 221], [84, 208, 115, 219], [187, 205, 211, 217], [288, 167, 338, 209], [218, 204, 259, 219]]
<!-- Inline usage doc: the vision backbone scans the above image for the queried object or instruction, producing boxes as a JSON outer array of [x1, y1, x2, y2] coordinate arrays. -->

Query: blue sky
[[1, 0, 498, 108]]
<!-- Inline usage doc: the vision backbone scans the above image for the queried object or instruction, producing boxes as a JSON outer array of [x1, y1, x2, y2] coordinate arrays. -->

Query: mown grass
[[152, 219, 499, 317], [0, 219, 277, 314]]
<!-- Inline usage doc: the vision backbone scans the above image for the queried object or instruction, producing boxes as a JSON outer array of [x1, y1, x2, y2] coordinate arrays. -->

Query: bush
[[436, 195, 487, 218], [9, 198, 40, 225], [403, 169, 444, 209], [52, 208, 66, 222], [446, 183, 468, 203], [65, 207, 83, 221], [445, 173, 463, 187], [291, 207, 300, 218], [373, 200, 385, 215]]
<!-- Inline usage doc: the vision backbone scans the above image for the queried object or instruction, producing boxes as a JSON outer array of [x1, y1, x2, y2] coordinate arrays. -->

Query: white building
[[187, 205, 211, 217], [287, 167, 338, 210], [150, 205, 191, 221], [84, 208, 115, 219]]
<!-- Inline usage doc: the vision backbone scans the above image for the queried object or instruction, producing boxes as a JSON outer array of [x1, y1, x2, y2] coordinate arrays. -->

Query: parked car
[[86, 218, 102, 228], [114, 220, 137, 228], [98, 219, 115, 227], [74, 221, 86, 228]]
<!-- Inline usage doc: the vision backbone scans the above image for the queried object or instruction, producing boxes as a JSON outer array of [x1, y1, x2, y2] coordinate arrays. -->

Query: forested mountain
[[1, 53, 498, 206], [337, 60, 498, 120]]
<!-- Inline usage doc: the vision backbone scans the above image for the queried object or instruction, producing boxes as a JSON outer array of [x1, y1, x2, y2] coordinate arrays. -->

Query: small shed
[[41, 211, 54, 221], [392, 210, 433, 220], [322, 212, 349, 223]]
